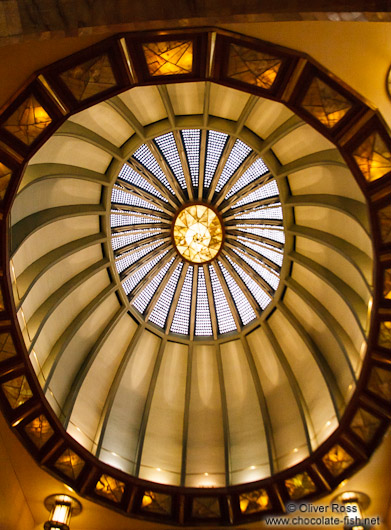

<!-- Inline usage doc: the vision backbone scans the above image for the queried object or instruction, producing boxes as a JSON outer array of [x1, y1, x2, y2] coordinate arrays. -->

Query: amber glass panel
[[141, 491, 172, 515], [378, 321, 391, 348], [350, 408, 381, 443], [301, 78, 351, 128], [192, 497, 221, 519], [353, 132, 391, 182], [60, 55, 117, 101], [143, 41, 193, 76], [368, 366, 391, 402], [227, 43, 281, 89], [0, 287, 4, 311], [55, 449, 85, 480], [285, 472, 317, 500], [384, 269, 391, 299], [2, 375, 33, 409], [3, 95, 51, 145], [25, 415, 54, 449], [378, 205, 391, 244], [95, 474, 125, 503], [173, 204, 223, 263], [322, 444, 354, 477], [0, 333, 16, 362], [239, 489, 271, 514], [0, 163, 11, 201]]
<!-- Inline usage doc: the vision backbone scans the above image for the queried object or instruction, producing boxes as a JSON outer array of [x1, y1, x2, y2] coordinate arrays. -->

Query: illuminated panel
[[122, 250, 169, 295], [132, 258, 175, 314], [238, 237, 283, 266], [233, 249, 279, 290], [353, 132, 391, 182], [170, 266, 193, 335], [218, 261, 256, 325], [228, 43, 281, 89], [60, 54, 116, 101], [111, 187, 163, 211], [301, 77, 352, 128], [0, 163, 12, 201], [182, 129, 200, 187], [285, 472, 317, 500], [3, 95, 51, 145], [118, 164, 167, 201], [173, 205, 223, 263], [155, 132, 187, 189], [225, 158, 269, 199], [133, 144, 175, 194], [215, 139, 251, 192], [111, 230, 161, 251], [238, 226, 285, 244], [149, 262, 183, 328], [116, 241, 164, 274], [195, 267, 213, 336], [236, 206, 283, 220], [143, 40, 193, 76], [204, 131, 228, 188], [111, 213, 161, 227], [226, 255, 271, 309], [209, 265, 237, 334], [233, 180, 278, 207]]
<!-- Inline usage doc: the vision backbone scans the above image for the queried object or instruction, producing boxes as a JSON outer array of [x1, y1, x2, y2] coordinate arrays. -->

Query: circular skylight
[[111, 129, 284, 337]]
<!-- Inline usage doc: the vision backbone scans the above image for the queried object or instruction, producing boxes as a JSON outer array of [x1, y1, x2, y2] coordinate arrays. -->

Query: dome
[[1, 27, 390, 526]]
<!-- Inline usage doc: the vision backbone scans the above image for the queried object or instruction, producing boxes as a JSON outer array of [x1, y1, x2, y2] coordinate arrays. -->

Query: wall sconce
[[332, 491, 370, 530], [44, 494, 82, 530]]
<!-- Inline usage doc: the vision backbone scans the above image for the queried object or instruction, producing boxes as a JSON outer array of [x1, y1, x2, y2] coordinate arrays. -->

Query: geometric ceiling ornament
[[350, 408, 381, 443], [301, 77, 352, 128], [60, 55, 117, 101], [95, 474, 125, 504], [24, 415, 54, 449], [285, 472, 317, 500], [353, 132, 391, 182], [141, 491, 172, 515], [173, 204, 223, 263], [192, 497, 221, 519], [0, 333, 16, 362], [239, 489, 271, 514], [378, 205, 391, 244], [1, 375, 33, 409], [0, 162, 12, 201], [378, 321, 391, 349], [384, 268, 391, 299], [227, 43, 281, 89], [54, 449, 85, 480], [367, 366, 391, 402], [2, 95, 52, 145], [321, 444, 355, 477], [142, 41, 193, 76]]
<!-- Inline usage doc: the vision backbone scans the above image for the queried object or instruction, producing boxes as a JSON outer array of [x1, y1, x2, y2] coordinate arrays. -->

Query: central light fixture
[[173, 203, 223, 264]]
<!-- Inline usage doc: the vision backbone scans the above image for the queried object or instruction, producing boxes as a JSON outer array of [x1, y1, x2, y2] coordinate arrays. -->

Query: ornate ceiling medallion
[[173, 204, 223, 264]]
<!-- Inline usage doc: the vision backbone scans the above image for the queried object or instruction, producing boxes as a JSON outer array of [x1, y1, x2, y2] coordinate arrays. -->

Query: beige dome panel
[[166, 82, 205, 116], [272, 123, 335, 164], [245, 97, 294, 139], [118, 85, 167, 126]]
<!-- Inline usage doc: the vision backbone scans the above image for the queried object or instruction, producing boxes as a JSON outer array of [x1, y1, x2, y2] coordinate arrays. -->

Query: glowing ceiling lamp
[[43, 494, 82, 530]]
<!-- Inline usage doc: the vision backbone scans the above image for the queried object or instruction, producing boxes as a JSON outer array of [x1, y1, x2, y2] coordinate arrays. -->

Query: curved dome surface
[[10, 77, 372, 490]]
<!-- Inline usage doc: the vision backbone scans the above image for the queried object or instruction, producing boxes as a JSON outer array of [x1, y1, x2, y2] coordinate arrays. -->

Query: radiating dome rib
[[133, 257, 175, 314], [133, 144, 175, 195], [118, 164, 168, 202], [149, 262, 183, 328], [225, 157, 269, 199], [215, 139, 252, 193], [181, 129, 200, 188], [204, 131, 228, 188], [155, 132, 187, 190]]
